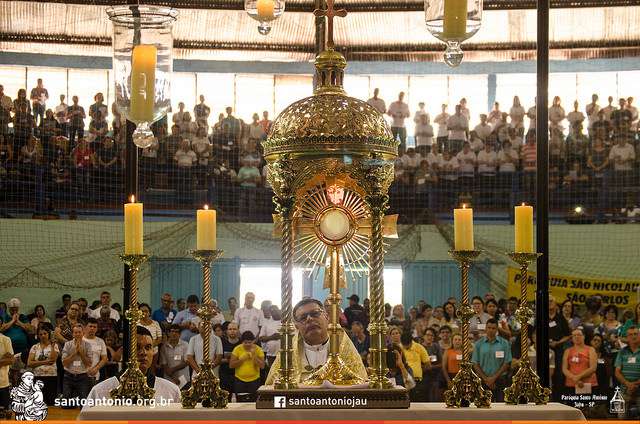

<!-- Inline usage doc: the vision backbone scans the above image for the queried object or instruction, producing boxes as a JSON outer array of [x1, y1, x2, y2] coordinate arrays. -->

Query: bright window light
[[239, 265, 304, 308], [382, 267, 403, 307]]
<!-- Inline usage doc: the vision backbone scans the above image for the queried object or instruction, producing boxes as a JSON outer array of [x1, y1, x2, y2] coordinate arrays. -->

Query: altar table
[[79, 402, 586, 420]]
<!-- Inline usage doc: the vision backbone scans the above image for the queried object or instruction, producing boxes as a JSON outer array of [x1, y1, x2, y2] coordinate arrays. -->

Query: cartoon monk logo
[[10, 371, 48, 421]]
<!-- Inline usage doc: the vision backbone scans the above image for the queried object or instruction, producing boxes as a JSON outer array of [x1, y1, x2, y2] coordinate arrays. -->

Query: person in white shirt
[[258, 305, 281, 370], [83, 327, 180, 412], [186, 320, 224, 378], [509, 96, 526, 131], [585, 94, 600, 133], [62, 324, 92, 405], [82, 318, 107, 387], [446, 105, 469, 153], [88, 291, 120, 321], [456, 142, 476, 192], [626, 96, 638, 129], [414, 113, 434, 156], [366, 88, 386, 114], [159, 324, 190, 388], [234, 292, 263, 337], [174, 139, 197, 168], [548, 96, 566, 131], [468, 131, 484, 153], [413, 102, 429, 125], [434, 104, 450, 152], [459, 98, 471, 121], [488, 102, 502, 126], [498, 140, 519, 174], [601, 96, 616, 122], [474, 114, 493, 142], [439, 150, 459, 181], [426, 143, 443, 172], [394, 158, 410, 186], [527, 105, 537, 131], [387, 92, 410, 154], [456, 141, 475, 172], [54, 94, 69, 136], [609, 136, 636, 173], [566, 100, 585, 130], [437, 150, 459, 208], [477, 142, 498, 177], [172, 102, 187, 127], [507, 127, 523, 152], [493, 113, 511, 146], [400, 148, 422, 173]]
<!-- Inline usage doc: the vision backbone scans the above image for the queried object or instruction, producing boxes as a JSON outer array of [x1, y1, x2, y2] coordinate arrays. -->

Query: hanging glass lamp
[[107, 5, 178, 148], [424, 0, 483, 67], [245, 0, 285, 35]]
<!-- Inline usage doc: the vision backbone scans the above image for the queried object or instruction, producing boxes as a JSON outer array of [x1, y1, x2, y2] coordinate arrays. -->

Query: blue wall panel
[[150, 258, 241, 310], [150, 258, 491, 311], [310, 268, 369, 308], [402, 260, 491, 308]]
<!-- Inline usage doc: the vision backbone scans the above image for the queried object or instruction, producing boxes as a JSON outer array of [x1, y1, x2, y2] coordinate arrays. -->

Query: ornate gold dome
[[263, 49, 398, 161]]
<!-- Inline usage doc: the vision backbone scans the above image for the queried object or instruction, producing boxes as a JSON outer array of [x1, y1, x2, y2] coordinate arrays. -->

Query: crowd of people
[[0, 290, 637, 418], [1, 79, 639, 219]]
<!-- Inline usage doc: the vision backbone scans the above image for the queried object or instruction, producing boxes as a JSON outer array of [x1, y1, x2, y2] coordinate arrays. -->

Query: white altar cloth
[[79, 402, 586, 421]]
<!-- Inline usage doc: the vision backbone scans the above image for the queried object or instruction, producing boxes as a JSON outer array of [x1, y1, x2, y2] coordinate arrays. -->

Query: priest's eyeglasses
[[294, 309, 323, 323]]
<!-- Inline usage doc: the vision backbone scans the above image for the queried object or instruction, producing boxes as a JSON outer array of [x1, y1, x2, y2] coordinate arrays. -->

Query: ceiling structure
[[1, 0, 639, 62]]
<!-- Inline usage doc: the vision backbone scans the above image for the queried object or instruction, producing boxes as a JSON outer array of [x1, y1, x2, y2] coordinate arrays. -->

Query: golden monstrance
[[256, 0, 409, 409]]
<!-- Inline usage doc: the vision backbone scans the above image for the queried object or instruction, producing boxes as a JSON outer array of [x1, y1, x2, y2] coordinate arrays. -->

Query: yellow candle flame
[[130, 195, 135, 203]]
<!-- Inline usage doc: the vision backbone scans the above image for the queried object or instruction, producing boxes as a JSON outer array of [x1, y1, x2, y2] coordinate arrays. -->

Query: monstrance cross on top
[[313, 0, 347, 50]]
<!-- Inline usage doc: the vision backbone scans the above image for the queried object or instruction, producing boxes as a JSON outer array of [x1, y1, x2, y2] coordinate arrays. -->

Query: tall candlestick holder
[[504, 252, 551, 405], [181, 249, 229, 409], [111, 254, 155, 401], [443, 250, 492, 408]]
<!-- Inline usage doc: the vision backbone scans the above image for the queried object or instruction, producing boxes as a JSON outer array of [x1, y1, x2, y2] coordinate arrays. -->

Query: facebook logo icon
[[274, 396, 287, 408]]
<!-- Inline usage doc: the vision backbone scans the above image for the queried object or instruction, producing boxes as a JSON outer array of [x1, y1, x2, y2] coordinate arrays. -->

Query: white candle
[[454, 204, 474, 251], [124, 195, 143, 254], [197, 205, 216, 250], [515, 203, 534, 253]]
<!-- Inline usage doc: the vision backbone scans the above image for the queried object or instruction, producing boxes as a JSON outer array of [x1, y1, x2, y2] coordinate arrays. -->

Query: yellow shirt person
[[229, 331, 265, 400], [401, 333, 430, 381], [232, 343, 265, 382]]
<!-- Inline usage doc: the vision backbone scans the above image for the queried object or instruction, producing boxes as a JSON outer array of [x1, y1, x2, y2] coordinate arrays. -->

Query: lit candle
[[256, 0, 275, 20], [124, 195, 143, 254], [197, 205, 217, 250], [130, 44, 157, 123], [515, 203, 534, 253], [443, 0, 467, 39], [454, 204, 474, 251]]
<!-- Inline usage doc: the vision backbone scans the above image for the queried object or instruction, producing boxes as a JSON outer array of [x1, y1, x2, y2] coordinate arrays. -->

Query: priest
[[82, 327, 180, 410], [265, 298, 367, 385]]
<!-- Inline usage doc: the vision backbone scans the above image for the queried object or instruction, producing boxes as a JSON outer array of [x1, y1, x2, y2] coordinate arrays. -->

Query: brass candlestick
[[303, 247, 365, 386], [110, 254, 155, 401], [366, 191, 394, 389], [443, 250, 492, 408], [273, 191, 298, 390], [504, 252, 551, 405], [181, 249, 229, 409]]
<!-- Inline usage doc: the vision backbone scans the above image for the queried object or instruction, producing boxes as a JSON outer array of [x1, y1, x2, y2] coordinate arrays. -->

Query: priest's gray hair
[[292, 298, 324, 318]]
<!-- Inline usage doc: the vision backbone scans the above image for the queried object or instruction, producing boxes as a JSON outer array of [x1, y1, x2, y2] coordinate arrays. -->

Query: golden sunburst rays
[[293, 183, 371, 282]]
